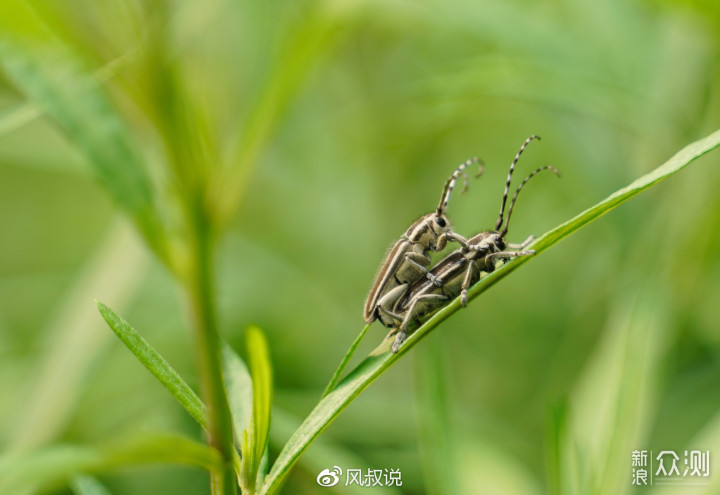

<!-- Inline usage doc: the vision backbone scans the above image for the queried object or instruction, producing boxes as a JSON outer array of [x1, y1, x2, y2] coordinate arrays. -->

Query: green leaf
[[0, 433, 221, 494], [563, 287, 668, 495], [217, 5, 357, 226], [96, 301, 207, 429], [415, 336, 460, 495], [9, 222, 147, 452], [270, 409, 404, 495], [544, 397, 569, 495], [241, 326, 273, 494], [0, 49, 136, 140], [101, 433, 222, 472], [96, 303, 244, 480], [260, 129, 720, 495], [220, 342, 253, 489], [71, 475, 113, 495], [222, 343, 254, 448], [322, 323, 370, 397], [671, 407, 720, 495], [0, 2, 167, 264]]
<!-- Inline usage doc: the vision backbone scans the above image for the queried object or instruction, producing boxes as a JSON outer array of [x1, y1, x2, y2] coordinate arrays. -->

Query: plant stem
[[188, 195, 237, 495]]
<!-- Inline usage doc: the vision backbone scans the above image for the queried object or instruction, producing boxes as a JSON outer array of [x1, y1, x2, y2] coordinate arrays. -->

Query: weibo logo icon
[[316, 466, 342, 487]]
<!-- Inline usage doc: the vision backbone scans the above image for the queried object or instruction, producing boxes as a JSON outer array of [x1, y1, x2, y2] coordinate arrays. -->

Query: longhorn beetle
[[364, 158, 483, 328], [388, 137, 560, 352]]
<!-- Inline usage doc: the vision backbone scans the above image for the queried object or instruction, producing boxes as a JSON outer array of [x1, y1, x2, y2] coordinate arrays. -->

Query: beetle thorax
[[405, 213, 452, 252], [466, 231, 505, 258]]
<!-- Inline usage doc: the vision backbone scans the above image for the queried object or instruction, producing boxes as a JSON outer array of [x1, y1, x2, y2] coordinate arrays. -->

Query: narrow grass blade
[[0, 49, 137, 139], [241, 326, 273, 493], [0, 3, 167, 263], [658, 407, 720, 495], [222, 343, 253, 446], [96, 301, 207, 429], [544, 397, 569, 495], [415, 337, 459, 495], [9, 220, 147, 451], [217, 5, 356, 226], [322, 324, 370, 398], [270, 409, 403, 495], [71, 475, 112, 495], [0, 434, 222, 494], [97, 303, 243, 478], [562, 287, 668, 494], [261, 129, 720, 494]]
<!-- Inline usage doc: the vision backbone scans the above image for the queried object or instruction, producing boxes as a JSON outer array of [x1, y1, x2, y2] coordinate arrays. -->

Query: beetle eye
[[435, 217, 446, 228]]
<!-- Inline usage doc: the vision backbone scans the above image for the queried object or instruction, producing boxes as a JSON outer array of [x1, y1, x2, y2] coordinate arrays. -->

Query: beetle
[[388, 144, 560, 353], [363, 158, 483, 327]]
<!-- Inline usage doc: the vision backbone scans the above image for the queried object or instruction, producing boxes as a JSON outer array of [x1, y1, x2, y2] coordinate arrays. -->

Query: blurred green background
[[1, 0, 720, 494]]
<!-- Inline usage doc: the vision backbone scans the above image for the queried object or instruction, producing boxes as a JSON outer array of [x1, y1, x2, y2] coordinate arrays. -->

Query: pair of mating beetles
[[363, 136, 560, 353]]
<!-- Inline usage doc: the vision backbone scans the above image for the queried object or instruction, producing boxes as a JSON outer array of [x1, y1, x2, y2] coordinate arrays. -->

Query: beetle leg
[[485, 249, 535, 265], [404, 252, 441, 286], [464, 237, 495, 253], [392, 294, 449, 353], [378, 305, 406, 325], [437, 232, 469, 251], [375, 284, 410, 326], [508, 234, 535, 250], [460, 259, 479, 307]]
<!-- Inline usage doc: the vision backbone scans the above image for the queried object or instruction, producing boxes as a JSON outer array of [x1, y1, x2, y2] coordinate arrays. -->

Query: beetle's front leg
[[437, 232, 469, 251], [463, 237, 496, 253], [508, 235, 535, 250], [485, 249, 535, 265]]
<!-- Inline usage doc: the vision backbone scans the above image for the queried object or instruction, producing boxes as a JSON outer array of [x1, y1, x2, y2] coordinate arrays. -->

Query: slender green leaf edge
[[261, 128, 720, 495], [222, 343, 253, 447], [0, 49, 137, 139], [0, 3, 168, 265], [0, 434, 221, 494], [96, 302, 245, 478], [269, 409, 403, 495], [96, 301, 207, 428], [415, 338, 460, 495], [241, 326, 273, 493], [322, 323, 370, 397]]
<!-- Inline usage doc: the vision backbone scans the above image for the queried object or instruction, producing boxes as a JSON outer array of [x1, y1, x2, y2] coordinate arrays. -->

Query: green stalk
[[187, 195, 237, 495]]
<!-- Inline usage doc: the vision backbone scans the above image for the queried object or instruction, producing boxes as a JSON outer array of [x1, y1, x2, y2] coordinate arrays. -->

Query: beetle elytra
[[387, 137, 560, 352], [364, 158, 483, 327]]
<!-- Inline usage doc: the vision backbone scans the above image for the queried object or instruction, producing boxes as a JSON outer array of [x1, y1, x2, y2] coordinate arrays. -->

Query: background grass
[[1, 0, 720, 494]]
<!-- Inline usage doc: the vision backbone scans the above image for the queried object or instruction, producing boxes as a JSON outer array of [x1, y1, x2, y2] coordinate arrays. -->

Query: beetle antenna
[[437, 157, 484, 216], [495, 135, 540, 230], [500, 165, 560, 237]]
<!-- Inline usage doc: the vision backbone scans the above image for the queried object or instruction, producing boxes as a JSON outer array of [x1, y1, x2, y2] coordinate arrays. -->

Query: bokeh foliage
[[1, 0, 719, 494]]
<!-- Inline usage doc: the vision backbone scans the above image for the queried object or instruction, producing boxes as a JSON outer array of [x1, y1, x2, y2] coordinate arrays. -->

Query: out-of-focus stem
[[187, 195, 237, 495]]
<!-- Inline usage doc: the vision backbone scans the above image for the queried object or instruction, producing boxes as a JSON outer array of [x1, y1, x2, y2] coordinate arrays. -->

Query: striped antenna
[[495, 135, 540, 230], [500, 165, 560, 236], [436, 157, 484, 216]]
